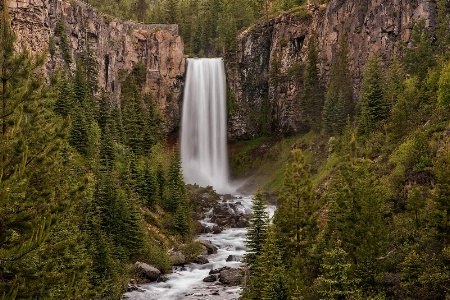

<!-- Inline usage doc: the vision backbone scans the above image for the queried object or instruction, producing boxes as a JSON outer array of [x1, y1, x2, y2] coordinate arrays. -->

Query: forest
[[1, 1, 194, 298], [1, 0, 450, 299], [241, 1, 450, 298]]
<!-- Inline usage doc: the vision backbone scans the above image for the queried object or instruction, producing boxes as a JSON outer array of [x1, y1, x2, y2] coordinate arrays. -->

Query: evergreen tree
[[438, 61, 450, 107], [272, 149, 319, 295], [403, 21, 435, 81], [0, 2, 74, 296], [435, 0, 450, 57], [323, 90, 346, 135], [358, 55, 387, 135], [302, 38, 324, 131], [328, 35, 353, 117], [245, 191, 269, 266], [317, 239, 360, 300]]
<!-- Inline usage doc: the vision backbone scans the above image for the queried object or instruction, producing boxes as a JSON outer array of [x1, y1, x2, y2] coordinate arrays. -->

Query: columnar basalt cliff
[[7, 0, 185, 132], [227, 0, 438, 140]]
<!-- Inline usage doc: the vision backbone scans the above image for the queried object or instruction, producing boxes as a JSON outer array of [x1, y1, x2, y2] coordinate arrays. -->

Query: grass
[[229, 132, 337, 194]]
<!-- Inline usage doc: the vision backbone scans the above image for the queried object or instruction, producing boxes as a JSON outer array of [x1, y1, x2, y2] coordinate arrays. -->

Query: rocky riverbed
[[123, 195, 259, 300]]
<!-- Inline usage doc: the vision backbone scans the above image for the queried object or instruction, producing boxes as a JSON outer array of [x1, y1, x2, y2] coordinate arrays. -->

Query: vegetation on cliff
[[85, 0, 328, 56], [240, 3, 450, 298], [0, 2, 196, 298]]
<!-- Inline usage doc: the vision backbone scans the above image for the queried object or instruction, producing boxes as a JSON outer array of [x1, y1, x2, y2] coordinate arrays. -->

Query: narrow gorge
[[3, 0, 450, 299]]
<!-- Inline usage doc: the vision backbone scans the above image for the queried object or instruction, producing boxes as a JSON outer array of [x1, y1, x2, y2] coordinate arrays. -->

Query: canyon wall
[[7, 0, 185, 132], [227, 0, 438, 140]]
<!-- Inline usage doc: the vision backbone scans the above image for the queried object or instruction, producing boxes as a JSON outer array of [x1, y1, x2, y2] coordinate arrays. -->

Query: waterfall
[[181, 58, 231, 194]]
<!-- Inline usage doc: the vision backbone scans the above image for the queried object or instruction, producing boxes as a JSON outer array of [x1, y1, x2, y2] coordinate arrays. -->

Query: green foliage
[[55, 18, 72, 64], [403, 21, 435, 81], [357, 55, 387, 134], [323, 90, 345, 136], [274, 149, 316, 256], [323, 36, 352, 135], [438, 61, 450, 107], [302, 38, 325, 131], [245, 191, 269, 265], [318, 239, 360, 300]]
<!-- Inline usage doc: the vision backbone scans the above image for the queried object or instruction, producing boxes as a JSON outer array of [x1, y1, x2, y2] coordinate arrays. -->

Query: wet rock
[[169, 251, 186, 266], [209, 267, 226, 275], [212, 225, 223, 234], [226, 255, 241, 262], [219, 267, 244, 285], [193, 255, 209, 265], [127, 279, 143, 292], [203, 274, 218, 282], [211, 290, 220, 295], [222, 194, 235, 200], [157, 275, 169, 282], [236, 216, 248, 228], [210, 201, 250, 228], [134, 262, 160, 281], [197, 239, 218, 254]]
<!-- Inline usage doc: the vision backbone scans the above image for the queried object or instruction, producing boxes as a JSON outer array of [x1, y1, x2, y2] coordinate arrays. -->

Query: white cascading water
[[180, 58, 231, 194]]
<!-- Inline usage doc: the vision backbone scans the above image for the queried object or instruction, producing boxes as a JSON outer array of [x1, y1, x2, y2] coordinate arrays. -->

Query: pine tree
[[245, 225, 288, 300], [245, 191, 269, 266], [435, 0, 450, 57], [403, 21, 435, 82], [166, 152, 191, 239], [0, 2, 73, 296], [323, 90, 346, 135], [438, 61, 450, 107], [302, 38, 324, 131], [318, 239, 360, 300], [328, 35, 353, 117], [358, 55, 387, 135], [274, 149, 316, 257]]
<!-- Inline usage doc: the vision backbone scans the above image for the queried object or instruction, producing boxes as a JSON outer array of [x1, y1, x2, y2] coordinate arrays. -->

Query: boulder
[[169, 251, 186, 266], [134, 262, 160, 281], [202, 274, 218, 282], [219, 267, 244, 285], [197, 239, 218, 254], [193, 255, 209, 265], [212, 225, 223, 234], [226, 255, 241, 262]]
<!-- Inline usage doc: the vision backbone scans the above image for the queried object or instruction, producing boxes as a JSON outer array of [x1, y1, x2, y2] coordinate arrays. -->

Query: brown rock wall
[[227, 0, 438, 139], [7, 0, 185, 132]]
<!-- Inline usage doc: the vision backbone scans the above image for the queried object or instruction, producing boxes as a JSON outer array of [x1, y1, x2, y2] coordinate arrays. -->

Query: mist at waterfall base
[[180, 58, 235, 194]]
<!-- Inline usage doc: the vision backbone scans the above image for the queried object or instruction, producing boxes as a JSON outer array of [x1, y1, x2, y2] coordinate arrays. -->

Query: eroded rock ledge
[[7, 0, 185, 132], [227, 0, 438, 140]]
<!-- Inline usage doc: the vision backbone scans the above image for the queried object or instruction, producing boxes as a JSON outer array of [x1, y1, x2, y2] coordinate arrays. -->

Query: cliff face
[[227, 0, 438, 140], [8, 0, 185, 132]]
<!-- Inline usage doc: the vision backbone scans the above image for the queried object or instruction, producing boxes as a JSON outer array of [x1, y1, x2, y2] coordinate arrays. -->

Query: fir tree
[[0, 2, 72, 295], [317, 239, 360, 300], [274, 149, 316, 256], [302, 38, 324, 131], [358, 55, 387, 135], [245, 191, 269, 266]]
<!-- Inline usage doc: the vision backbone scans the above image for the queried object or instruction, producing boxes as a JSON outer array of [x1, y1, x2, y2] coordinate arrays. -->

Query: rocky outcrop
[[6, 0, 185, 132], [197, 239, 218, 254], [134, 262, 161, 281], [210, 201, 251, 228], [218, 267, 245, 285], [227, 0, 439, 139]]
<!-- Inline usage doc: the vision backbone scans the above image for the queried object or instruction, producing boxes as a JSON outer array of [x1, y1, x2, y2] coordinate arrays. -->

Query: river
[[124, 195, 271, 300]]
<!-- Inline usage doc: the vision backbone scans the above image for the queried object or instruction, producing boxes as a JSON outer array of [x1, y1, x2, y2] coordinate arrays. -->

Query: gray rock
[[212, 225, 223, 234], [170, 251, 186, 266], [226, 255, 241, 262], [203, 274, 218, 282], [134, 262, 160, 281], [193, 255, 209, 265], [197, 239, 218, 254], [219, 267, 244, 285]]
